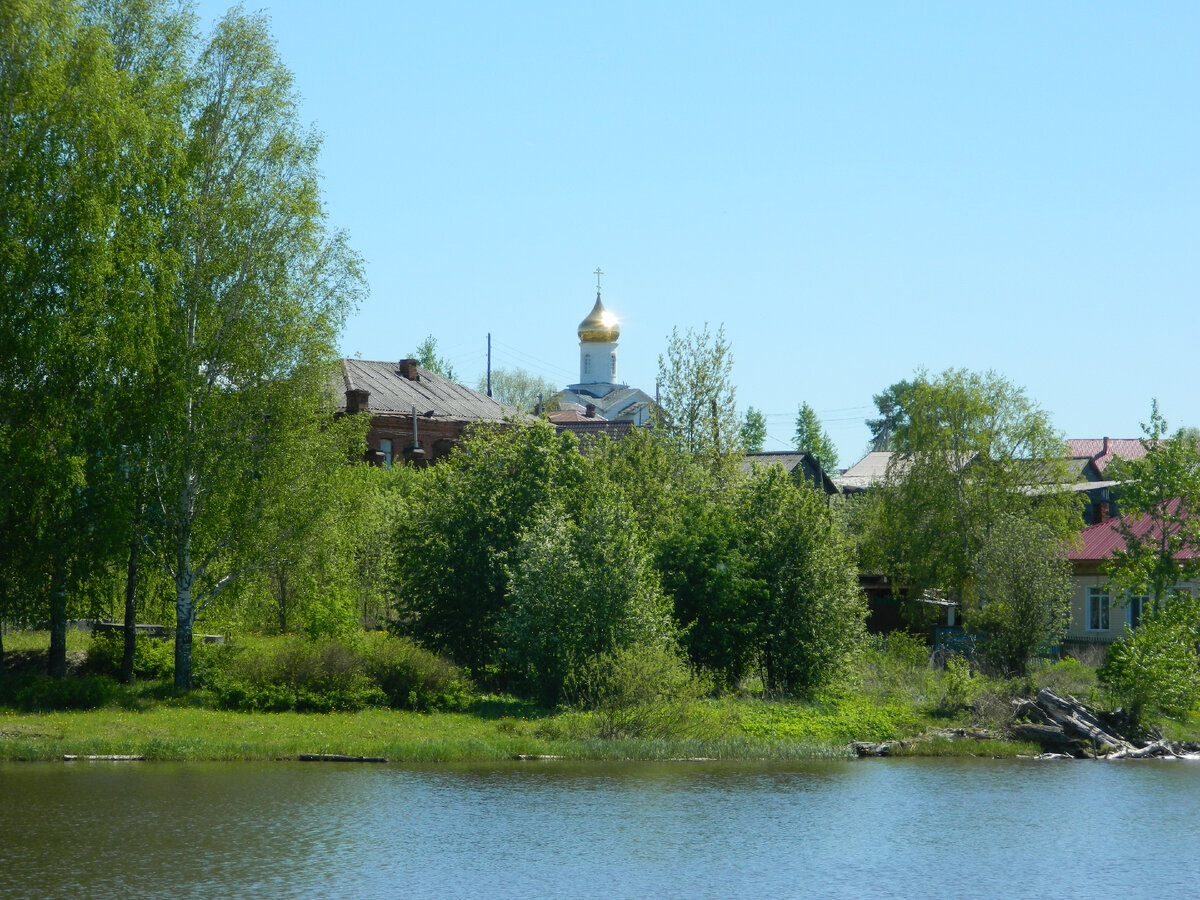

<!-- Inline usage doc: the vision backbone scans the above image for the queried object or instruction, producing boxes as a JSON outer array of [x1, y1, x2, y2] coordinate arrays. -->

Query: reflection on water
[[2, 758, 1198, 899]]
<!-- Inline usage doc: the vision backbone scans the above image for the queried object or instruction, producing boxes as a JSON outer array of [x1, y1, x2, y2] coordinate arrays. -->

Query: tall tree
[[1103, 402, 1200, 603], [144, 9, 364, 688], [873, 369, 1078, 617], [0, 0, 187, 674], [393, 421, 589, 675], [793, 402, 839, 470], [974, 515, 1072, 676], [476, 367, 559, 413], [740, 406, 767, 453], [654, 324, 740, 472], [411, 334, 457, 380], [866, 379, 916, 451]]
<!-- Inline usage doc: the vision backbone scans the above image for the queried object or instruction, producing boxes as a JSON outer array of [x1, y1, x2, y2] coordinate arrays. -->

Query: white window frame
[[1087, 586, 1110, 631]]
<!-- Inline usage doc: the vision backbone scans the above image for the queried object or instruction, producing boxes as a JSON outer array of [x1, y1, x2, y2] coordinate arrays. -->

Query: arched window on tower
[[584, 354, 591, 374], [610, 353, 616, 376]]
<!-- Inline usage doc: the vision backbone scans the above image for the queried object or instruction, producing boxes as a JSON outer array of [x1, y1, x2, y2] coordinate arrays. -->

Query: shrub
[[1099, 596, 1200, 725], [361, 633, 473, 711], [210, 634, 473, 713], [567, 643, 710, 738]]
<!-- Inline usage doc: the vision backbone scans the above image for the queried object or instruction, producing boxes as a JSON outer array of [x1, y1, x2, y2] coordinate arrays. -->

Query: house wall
[[1066, 562, 1200, 645], [365, 415, 472, 466]]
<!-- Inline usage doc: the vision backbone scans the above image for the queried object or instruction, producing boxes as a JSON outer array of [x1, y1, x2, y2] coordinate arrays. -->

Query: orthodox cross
[[594, 267, 604, 292]]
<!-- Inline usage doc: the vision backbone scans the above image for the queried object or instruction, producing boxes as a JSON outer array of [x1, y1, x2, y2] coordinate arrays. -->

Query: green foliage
[[500, 494, 673, 704], [5, 675, 120, 712], [865, 380, 916, 452], [871, 369, 1079, 614], [1104, 401, 1200, 603], [939, 655, 975, 713], [393, 421, 589, 675], [87, 632, 174, 681], [211, 634, 471, 713], [740, 406, 768, 453], [737, 697, 922, 743], [657, 496, 759, 690], [974, 515, 1072, 676], [654, 323, 741, 473], [567, 643, 711, 739], [794, 402, 838, 470], [476, 367, 559, 413], [1099, 595, 1200, 724], [739, 467, 866, 696], [411, 335, 457, 380]]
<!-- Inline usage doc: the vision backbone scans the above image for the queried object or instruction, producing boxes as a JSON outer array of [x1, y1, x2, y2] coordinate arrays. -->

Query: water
[[2, 758, 1198, 899]]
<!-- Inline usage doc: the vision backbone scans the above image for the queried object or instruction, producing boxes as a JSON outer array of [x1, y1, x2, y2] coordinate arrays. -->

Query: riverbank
[[3, 630, 1196, 763], [0, 704, 1039, 762]]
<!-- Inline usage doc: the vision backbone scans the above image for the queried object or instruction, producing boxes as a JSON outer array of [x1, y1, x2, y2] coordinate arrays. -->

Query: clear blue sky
[[193, 1, 1198, 466]]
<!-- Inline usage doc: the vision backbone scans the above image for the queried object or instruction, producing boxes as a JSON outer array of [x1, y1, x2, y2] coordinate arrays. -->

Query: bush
[[566, 643, 710, 738], [1099, 596, 1200, 724], [210, 634, 473, 713], [362, 633, 473, 711]]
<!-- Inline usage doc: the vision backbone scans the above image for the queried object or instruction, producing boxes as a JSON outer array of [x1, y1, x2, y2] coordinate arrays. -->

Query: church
[[550, 283, 655, 426]]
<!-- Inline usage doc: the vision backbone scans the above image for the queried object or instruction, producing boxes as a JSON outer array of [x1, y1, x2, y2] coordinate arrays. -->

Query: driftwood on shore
[[1010, 689, 1200, 760]]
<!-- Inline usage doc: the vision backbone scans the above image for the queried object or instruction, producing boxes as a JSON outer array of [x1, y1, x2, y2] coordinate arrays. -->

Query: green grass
[[3, 629, 1196, 762]]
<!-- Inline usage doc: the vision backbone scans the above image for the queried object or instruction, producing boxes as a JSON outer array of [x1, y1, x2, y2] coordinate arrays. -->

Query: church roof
[[577, 294, 620, 343]]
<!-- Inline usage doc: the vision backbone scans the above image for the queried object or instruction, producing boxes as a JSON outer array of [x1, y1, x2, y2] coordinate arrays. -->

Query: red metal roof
[[1065, 438, 1146, 475], [1069, 499, 1198, 561]]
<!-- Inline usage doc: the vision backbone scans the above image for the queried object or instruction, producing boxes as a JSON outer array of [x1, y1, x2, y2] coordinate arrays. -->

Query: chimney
[[345, 388, 370, 413], [585, 403, 596, 418], [398, 359, 420, 381], [1102, 436, 1110, 457]]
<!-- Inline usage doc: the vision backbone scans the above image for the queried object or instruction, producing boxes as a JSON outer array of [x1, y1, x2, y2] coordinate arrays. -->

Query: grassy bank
[[2, 630, 1190, 762]]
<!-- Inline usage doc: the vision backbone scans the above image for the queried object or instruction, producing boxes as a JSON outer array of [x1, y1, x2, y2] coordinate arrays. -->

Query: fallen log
[[1033, 689, 1129, 753], [298, 754, 387, 763]]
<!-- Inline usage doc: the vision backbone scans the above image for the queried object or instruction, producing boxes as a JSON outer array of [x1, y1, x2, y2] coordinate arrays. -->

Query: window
[[1126, 592, 1149, 629], [379, 438, 393, 469], [1087, 587, 1110, 631], [584, 354, 591, 374], [610, 352, 616, 376]]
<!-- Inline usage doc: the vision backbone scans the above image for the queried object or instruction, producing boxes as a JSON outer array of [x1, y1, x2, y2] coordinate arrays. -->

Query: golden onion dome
[[577, 294, 620, 343]]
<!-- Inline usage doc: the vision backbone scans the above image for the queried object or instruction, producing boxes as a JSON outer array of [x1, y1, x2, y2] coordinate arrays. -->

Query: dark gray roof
[[339, 359, 521, 421]]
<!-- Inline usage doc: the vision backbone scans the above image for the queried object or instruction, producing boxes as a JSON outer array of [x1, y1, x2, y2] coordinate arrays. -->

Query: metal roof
[[1068, 499, 1198, 561], [338, 359, 521, 421], [1065, 438, 1146, 474]]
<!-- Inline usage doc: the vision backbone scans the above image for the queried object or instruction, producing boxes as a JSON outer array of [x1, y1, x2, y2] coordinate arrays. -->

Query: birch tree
[[146, 9, 364, 688]]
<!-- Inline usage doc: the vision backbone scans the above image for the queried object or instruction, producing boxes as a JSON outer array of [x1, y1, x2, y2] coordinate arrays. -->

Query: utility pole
[[486, 333, 492, 397]]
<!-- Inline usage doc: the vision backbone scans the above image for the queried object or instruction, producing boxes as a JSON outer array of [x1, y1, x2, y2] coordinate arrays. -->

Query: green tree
[[873, 369, 1078, 619], [500, 490, 673, 704], [656, 494, 759, 690], [393, 421, 588, 675], [740, 406, 767, 453], [1100, 594, 1200, 725], [739, 467, 865, 695], [1104, 402, 1200, 604], [865, 380, 916, 451], [794, 402, 839, 470], [476, 367, 559, 413], [974, 515, 1072, 676], [654, 324, 740, 473], [0, 0, 189, 675], [411, 334, 457, 380], [144, 9, 364, 688]]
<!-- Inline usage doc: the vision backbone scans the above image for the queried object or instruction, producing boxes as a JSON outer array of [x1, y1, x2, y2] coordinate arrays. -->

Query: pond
[[2, 757, 1197, 898]]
